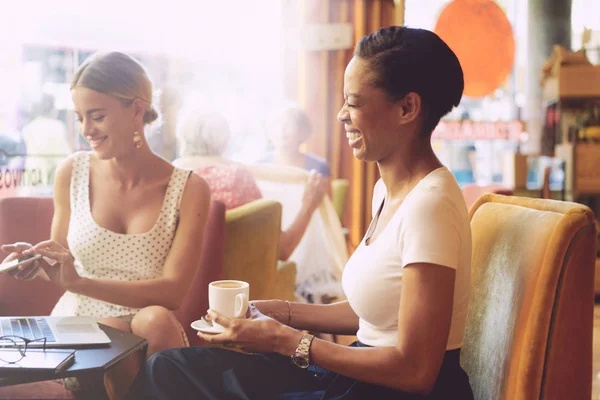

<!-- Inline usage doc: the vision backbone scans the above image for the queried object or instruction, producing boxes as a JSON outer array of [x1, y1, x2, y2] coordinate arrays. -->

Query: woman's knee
[[131, 306, 178, 338], [98, 317, 131, 333]]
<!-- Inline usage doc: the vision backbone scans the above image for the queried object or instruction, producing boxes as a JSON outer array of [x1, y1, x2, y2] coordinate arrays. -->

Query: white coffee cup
[[208, 280, 249, 331]]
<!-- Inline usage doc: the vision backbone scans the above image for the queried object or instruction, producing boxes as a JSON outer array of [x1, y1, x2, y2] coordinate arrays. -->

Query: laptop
[[0, 316, 111, 347]]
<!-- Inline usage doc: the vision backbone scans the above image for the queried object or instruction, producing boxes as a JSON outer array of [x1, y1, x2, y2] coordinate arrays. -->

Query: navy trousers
[[126, 343, 473, 400]]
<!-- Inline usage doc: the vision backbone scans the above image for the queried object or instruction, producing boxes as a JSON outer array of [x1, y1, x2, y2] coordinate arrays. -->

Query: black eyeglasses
[[0, 335, 47, 364]]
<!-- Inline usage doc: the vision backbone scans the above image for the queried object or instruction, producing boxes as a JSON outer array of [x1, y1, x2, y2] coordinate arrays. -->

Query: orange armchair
[[462, 194, 596, 400]]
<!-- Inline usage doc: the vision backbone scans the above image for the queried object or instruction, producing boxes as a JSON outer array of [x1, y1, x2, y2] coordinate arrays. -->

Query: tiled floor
[[593, 305, 600, 399]]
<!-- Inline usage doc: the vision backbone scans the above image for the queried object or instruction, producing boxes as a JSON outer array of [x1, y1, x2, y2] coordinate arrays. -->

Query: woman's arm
[[2, 155, 75, 281], [278, 171, 326, 260], [278, 206, 314, 261], [272, 263, 455, 395], [51, 156, 73, 249], [29, 155, 74, 281], [67, 173, 211, 310], [254, 299, 359, 335]]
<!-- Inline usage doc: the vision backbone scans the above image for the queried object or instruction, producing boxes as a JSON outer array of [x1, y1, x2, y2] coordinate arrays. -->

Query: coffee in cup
[[208, 280, 249, 331]]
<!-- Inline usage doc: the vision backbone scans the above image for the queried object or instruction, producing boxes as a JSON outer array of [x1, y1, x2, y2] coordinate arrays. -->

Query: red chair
[[174, 200, 225, 346], [0, 197, 225, 399], [0, 197, 63, 316]]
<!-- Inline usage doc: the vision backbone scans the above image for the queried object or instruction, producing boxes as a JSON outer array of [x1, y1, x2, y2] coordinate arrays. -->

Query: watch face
[[292, 356, 309, 369]]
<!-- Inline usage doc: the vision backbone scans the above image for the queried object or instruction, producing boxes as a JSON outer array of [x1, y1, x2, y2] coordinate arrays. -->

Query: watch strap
[[292, 333, 315, 368]]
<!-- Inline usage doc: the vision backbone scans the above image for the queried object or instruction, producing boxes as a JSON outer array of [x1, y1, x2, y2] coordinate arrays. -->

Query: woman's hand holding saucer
[[198, 304, 301, 354], [249, 300, 292, 325]]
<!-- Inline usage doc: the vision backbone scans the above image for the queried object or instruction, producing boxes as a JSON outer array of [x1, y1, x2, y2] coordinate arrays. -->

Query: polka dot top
[[51, 152, 192, 319]]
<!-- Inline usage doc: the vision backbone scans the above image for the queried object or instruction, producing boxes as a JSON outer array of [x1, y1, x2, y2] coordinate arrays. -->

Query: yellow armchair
[[462, 194, 596, 400], [223, 199, 296, 301], [331, 179, 349, 222]]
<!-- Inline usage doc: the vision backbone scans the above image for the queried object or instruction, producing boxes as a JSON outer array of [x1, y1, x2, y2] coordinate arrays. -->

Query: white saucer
[[191, 318, 225, 334]]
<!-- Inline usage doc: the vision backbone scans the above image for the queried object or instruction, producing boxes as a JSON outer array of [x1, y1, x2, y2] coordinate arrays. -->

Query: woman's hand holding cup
[[206, 280, 249, 331], [198, 280, 300, 354], [199, 303, 292, 354]]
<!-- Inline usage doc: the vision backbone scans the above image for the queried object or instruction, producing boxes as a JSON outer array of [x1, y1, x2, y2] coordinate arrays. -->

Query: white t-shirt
[[342, 167, 471, 349]]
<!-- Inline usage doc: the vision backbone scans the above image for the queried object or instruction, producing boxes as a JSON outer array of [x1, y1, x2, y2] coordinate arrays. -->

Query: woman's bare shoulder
[[54, 152, 88, 187]]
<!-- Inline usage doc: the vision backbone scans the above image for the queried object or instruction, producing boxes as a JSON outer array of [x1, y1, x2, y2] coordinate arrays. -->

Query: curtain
[[284, 0, 404, 247]]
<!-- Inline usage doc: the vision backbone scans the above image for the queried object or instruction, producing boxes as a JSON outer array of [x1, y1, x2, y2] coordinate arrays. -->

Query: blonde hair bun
[[72, 51, 159, 126], [143, 106, 160, 125]]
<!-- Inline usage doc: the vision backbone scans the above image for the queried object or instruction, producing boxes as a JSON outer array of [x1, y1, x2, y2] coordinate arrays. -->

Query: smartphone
[[0, 254, 42, 274]]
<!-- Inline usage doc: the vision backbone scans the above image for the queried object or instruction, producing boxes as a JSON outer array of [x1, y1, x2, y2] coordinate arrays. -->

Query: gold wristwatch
[[291, 333, 315, 369]]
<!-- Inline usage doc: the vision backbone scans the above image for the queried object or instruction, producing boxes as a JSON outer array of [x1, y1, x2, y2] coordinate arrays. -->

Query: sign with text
[[0, 151, 64, 198], [0, 168, 47, 189], [432, 120, 524, 141]]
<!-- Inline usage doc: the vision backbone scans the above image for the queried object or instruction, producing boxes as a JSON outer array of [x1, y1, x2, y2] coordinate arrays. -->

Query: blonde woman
[[1, 52, 210, 396]]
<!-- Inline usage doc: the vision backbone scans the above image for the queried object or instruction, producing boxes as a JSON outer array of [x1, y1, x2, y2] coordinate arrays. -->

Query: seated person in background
[[126, 26, 473, 400], [250, 165, 347, 304], [1, 51, 210, 398], [172, 110, 326, 261], [172, 111, 261, 210], [264, 104, 331, 177], [19, 93, 72, 196]]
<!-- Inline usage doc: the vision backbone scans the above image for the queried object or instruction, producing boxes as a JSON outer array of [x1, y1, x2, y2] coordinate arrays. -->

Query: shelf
[[542, 65, 600, 104], [576, 143, 600, 194], [556, 142, 600, 197]]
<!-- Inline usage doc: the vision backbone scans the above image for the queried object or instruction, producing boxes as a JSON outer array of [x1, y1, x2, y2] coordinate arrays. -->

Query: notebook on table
[[0, 348, 75, 374], [0, 316, 111, 347]]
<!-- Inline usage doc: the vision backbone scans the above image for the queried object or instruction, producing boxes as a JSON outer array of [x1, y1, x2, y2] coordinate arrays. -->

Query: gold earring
[[133, 131, 142, 149]]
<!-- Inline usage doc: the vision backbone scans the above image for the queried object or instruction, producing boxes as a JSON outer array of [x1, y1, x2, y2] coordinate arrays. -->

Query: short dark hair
[[355, 26, 464, 136]]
